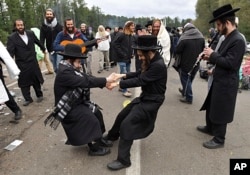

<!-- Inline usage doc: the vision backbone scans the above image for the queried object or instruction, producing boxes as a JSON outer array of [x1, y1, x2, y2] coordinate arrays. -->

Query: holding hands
[[106, 73, 126, 90]]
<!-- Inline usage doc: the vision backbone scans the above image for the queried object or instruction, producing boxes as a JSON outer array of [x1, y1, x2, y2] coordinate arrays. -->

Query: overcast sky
[[84, 0, 198, 19]]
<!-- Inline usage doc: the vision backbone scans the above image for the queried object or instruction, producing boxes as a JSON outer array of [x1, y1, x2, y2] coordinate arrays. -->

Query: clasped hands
[[106, 73, 126, 90]]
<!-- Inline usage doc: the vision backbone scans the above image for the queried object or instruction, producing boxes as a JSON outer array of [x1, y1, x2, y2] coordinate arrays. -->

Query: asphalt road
[[0, 51, 250, 175]]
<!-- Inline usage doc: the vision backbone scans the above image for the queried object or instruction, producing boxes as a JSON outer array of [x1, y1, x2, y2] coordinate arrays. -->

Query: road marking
[[126, 87, 141, 175], [6, 81, 18, 88]]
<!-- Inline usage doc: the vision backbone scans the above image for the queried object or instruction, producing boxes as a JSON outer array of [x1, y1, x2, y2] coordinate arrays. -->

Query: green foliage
[[1, 0, 249, 43], [195, 0, 250, 41], [0, 29, 9, 44]]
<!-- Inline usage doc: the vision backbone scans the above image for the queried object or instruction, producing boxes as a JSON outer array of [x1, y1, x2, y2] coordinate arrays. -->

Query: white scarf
[[44, 17, 58, 28]]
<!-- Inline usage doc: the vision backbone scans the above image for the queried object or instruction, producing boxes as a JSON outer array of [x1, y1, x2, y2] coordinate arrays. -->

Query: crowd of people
[[0, 3, 247, 171]]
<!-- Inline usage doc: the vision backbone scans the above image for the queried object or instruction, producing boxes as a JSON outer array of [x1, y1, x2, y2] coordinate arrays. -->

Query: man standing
[[175, 23, 205, 104], [95, 25, 111, 73], [145, 20, 153, 34], [112, 21, 135, 97], [53, 18, 99, 74], [152, 19, 171, 67], [198, 4, 245, 149], [40, 8, 63, 73], [7, 19, 46, 106], [80, 23, 95, 75]]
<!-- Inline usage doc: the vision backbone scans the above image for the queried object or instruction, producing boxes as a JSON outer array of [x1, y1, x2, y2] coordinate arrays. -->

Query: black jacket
[[112, 32, 133, 63], [175, 38, 205, 73], [40, 22, 62, 52], [200, 30, 245, 124], [7, 30, 45, 87], [54, 63, 107, 145]]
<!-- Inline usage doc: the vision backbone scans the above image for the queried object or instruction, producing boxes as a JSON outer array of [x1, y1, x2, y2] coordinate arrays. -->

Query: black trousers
[[117, 138, 133, 166], [107, 103, 135, 165], [206, 109, 227, 144], [20, 83, 43, 101], [107, 102, 135, 140], [1, 77, 20, 113]]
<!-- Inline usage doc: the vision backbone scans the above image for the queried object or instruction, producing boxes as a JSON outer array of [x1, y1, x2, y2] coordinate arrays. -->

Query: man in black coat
[[40, 8, 63, 73], [51, 44, 117, 156], [198, 4, 245, 149], [105, 35, 167, 170], [7, 19, 46, 106]]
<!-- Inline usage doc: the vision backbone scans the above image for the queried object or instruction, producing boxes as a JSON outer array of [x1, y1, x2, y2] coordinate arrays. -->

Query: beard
[[17, 28, 25, 35], [46, 17, 54, 23], [151, 29, 158, 36], [220, 25, 228, 35], [67, 26, 75, 34]]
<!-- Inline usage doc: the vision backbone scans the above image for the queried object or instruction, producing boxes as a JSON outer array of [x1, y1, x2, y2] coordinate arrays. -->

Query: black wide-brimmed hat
[[209, 4, 240, 23], [135, 24, 143, 32], [145, 20, 153, 27], [132, 35, 162, 51], [105, 26, 111, 30], [58, 44, 87, 59]]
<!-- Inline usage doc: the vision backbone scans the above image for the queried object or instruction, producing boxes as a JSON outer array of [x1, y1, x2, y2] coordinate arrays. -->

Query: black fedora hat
[[132, 35, 162, 51], [105, 26, 111, 30], [145, 20, 153, 27], [58, 44, 87, 59], [209, 4, 240, 23], [135, 24, 143, 32]]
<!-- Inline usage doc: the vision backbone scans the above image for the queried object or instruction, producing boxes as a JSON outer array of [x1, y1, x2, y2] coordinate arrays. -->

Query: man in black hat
[[198, 4, 245, 149], [105, 35, 167, 170], [133, 24, 147, 71], [45, 44, 117, 156], [145, 20, 153, 34]]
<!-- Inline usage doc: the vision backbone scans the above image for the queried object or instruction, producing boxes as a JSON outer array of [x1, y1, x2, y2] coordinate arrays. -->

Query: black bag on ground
[[199, 66, 208, 79]]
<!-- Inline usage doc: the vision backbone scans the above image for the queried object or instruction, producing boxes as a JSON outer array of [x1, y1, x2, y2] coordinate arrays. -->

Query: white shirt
[[19, 32, 28, 45]]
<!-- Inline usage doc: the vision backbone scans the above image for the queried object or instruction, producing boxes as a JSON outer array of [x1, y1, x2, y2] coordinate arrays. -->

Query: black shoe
[[23, 99, 33, 106], [196, 126, 213, 136], [107, 160, 131, 170], [103, 134, 119, 141], [37, 96, 43, 103], [88, 147, 110, 156], [203, 139, 224, 149], [100, 138, 113, 147], [179, 97, 192, 104], [14, 110, 22, 120], [178, 88, 184, 96], [65, 140, 71, 145]]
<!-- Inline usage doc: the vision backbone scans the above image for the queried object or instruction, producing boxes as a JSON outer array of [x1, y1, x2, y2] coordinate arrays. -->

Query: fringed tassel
[[49, 119, 61, 130], [44, 113, 55, 126], [44, 110, 62, 130]]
